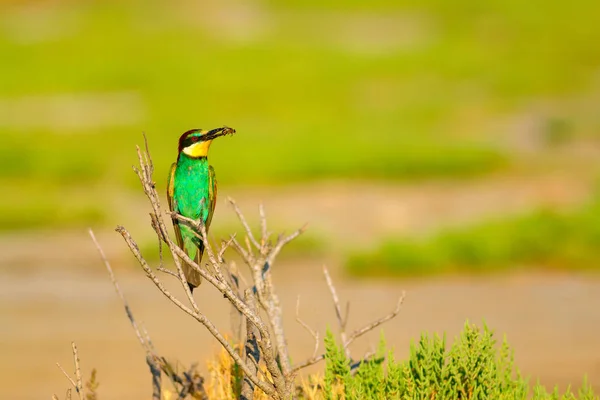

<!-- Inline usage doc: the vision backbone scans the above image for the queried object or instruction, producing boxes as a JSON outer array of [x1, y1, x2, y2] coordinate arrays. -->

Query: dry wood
[[55, 342, 84, 400]]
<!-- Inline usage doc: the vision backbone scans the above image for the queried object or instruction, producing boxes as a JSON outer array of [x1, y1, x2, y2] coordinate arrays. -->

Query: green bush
[[313, 322, 597, 400], [347, 199, 600, 276]]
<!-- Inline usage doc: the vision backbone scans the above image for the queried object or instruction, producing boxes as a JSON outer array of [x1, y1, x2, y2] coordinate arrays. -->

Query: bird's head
[[177, 126, 236, 158]]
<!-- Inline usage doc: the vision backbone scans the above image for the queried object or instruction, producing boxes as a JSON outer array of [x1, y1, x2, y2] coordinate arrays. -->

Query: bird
[[167, 126, 236, 292]]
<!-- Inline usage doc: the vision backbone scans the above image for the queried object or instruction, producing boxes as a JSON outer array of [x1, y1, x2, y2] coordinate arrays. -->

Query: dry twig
[[90, 229, 213, 399], [296, 296, 320, 361], [292, 266, 405, 373], [55, 342, 84, 400], [241, 289, 260, 400], [345, 293, 405, 349], [323, 265, 351, 358]]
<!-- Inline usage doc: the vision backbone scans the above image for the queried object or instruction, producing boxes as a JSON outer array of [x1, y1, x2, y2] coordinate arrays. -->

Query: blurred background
[[1, 0, 600, 398]]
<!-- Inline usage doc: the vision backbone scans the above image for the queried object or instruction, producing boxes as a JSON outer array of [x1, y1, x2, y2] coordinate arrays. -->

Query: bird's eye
[[186, 136, 200, 146]]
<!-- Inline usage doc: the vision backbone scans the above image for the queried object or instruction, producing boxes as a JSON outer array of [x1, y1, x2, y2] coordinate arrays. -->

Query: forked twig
[[116, 226, 279, 398], [296, 296, 320, 360], [293, 266, 405, 373], [323, 266, 350, 357], [56, 364, 77, 393], [72, 343, 83, 398], [89, 229, 162, 399], [241, 289, 260, 400], [92, 228, 208, 399], [89, 230, 148, 350], [228, 196, 261, 250], [55, 342, 84, 400], [226, 198, 299, 386], [218, 234, 237, 262], [266, 223, 308, 267], [345, 293, 406, 348], [157, 266, 180, 278], [259, 203, 268, 248]]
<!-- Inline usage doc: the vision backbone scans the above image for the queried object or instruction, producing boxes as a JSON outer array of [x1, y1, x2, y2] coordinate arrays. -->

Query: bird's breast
[[173, 159, 212, 221]]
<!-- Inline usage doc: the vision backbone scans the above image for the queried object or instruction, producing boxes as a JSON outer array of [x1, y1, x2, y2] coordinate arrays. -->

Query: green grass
[[0, 180, 107, 232], [2, 0, 600, 229], [347, 198, 600, 277]]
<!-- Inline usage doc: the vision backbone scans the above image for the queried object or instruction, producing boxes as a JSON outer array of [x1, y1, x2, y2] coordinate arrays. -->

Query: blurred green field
[[347, 190, 600, 276], [2, 0, 600, 230]]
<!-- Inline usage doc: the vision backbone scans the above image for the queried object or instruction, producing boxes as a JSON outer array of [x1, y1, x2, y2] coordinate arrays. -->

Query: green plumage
[[167, 127, 234, 292]]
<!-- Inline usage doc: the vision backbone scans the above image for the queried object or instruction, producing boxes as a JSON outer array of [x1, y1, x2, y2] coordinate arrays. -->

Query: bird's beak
[[203, 126, 236, 141]]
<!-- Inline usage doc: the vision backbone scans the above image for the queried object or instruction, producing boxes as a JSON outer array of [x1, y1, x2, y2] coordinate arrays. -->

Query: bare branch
[[241, 289, 260, 400], [230, 237, 254, 267], [157, 266, 180, 278], [218, 234, 237, 262], [228, 197, 261, 250], [225, 259, 248, 289], [323, 265, 405, 361], [56, 342, 83, 400], [259, 203, 268, 247], [146, 355, 162, 400], [116, 226, 279, 399], [56, 363, 77, 393], [89, 229, 149, 351], [266, 224, 307, 267], [295, 296, 319, 360], [291, 296, 324, 373], [223, 260, 244, 346], [72, 343, 84, 399], [152, 223, 288, 397], [252, 260, 292, 381], [228, 212, 307, 386], [89, 229, 163, 397], [345, 292, 406, 348], [245, 236, 253, 258], [198, 222, 228, 282], [167, 211, 202, 230], [164, 212, 220, 297], [142, 132, 154, 176], [172, 238, 201, 314], [323, 265, 350, 357]]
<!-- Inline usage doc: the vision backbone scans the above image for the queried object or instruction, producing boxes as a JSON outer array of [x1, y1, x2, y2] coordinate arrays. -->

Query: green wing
[[206, 165, 218, 230], [167, 162, 203, 289], [167, 163, 184, 251]]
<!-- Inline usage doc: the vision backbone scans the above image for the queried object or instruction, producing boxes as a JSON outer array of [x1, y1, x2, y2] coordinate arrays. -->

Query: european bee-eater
[[167, 126, 235, 292]]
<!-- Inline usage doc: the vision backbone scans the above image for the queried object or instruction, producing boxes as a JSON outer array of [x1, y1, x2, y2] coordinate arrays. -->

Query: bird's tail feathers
[[182, 237, 204, 290]]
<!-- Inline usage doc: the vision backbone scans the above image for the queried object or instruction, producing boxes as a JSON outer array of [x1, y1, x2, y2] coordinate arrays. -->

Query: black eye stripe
[[184, 136, 202, 146]]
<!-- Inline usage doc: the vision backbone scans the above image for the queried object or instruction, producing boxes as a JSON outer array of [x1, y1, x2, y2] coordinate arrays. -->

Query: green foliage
[[347, 198, 600, 276], [5, 0, 600, 229], [324, 329, 352, 399], [85, 369, 99, 400], [0, 181, 106, 231], [314, 322, 597, 400]]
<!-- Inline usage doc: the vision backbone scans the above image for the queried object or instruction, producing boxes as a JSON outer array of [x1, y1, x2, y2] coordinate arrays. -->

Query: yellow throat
[[182, 140, 212, 157]]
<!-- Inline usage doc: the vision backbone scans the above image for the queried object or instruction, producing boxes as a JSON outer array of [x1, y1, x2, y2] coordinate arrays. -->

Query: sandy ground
[[1, 267, 599, 399], [1, 175, 599, 399]]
